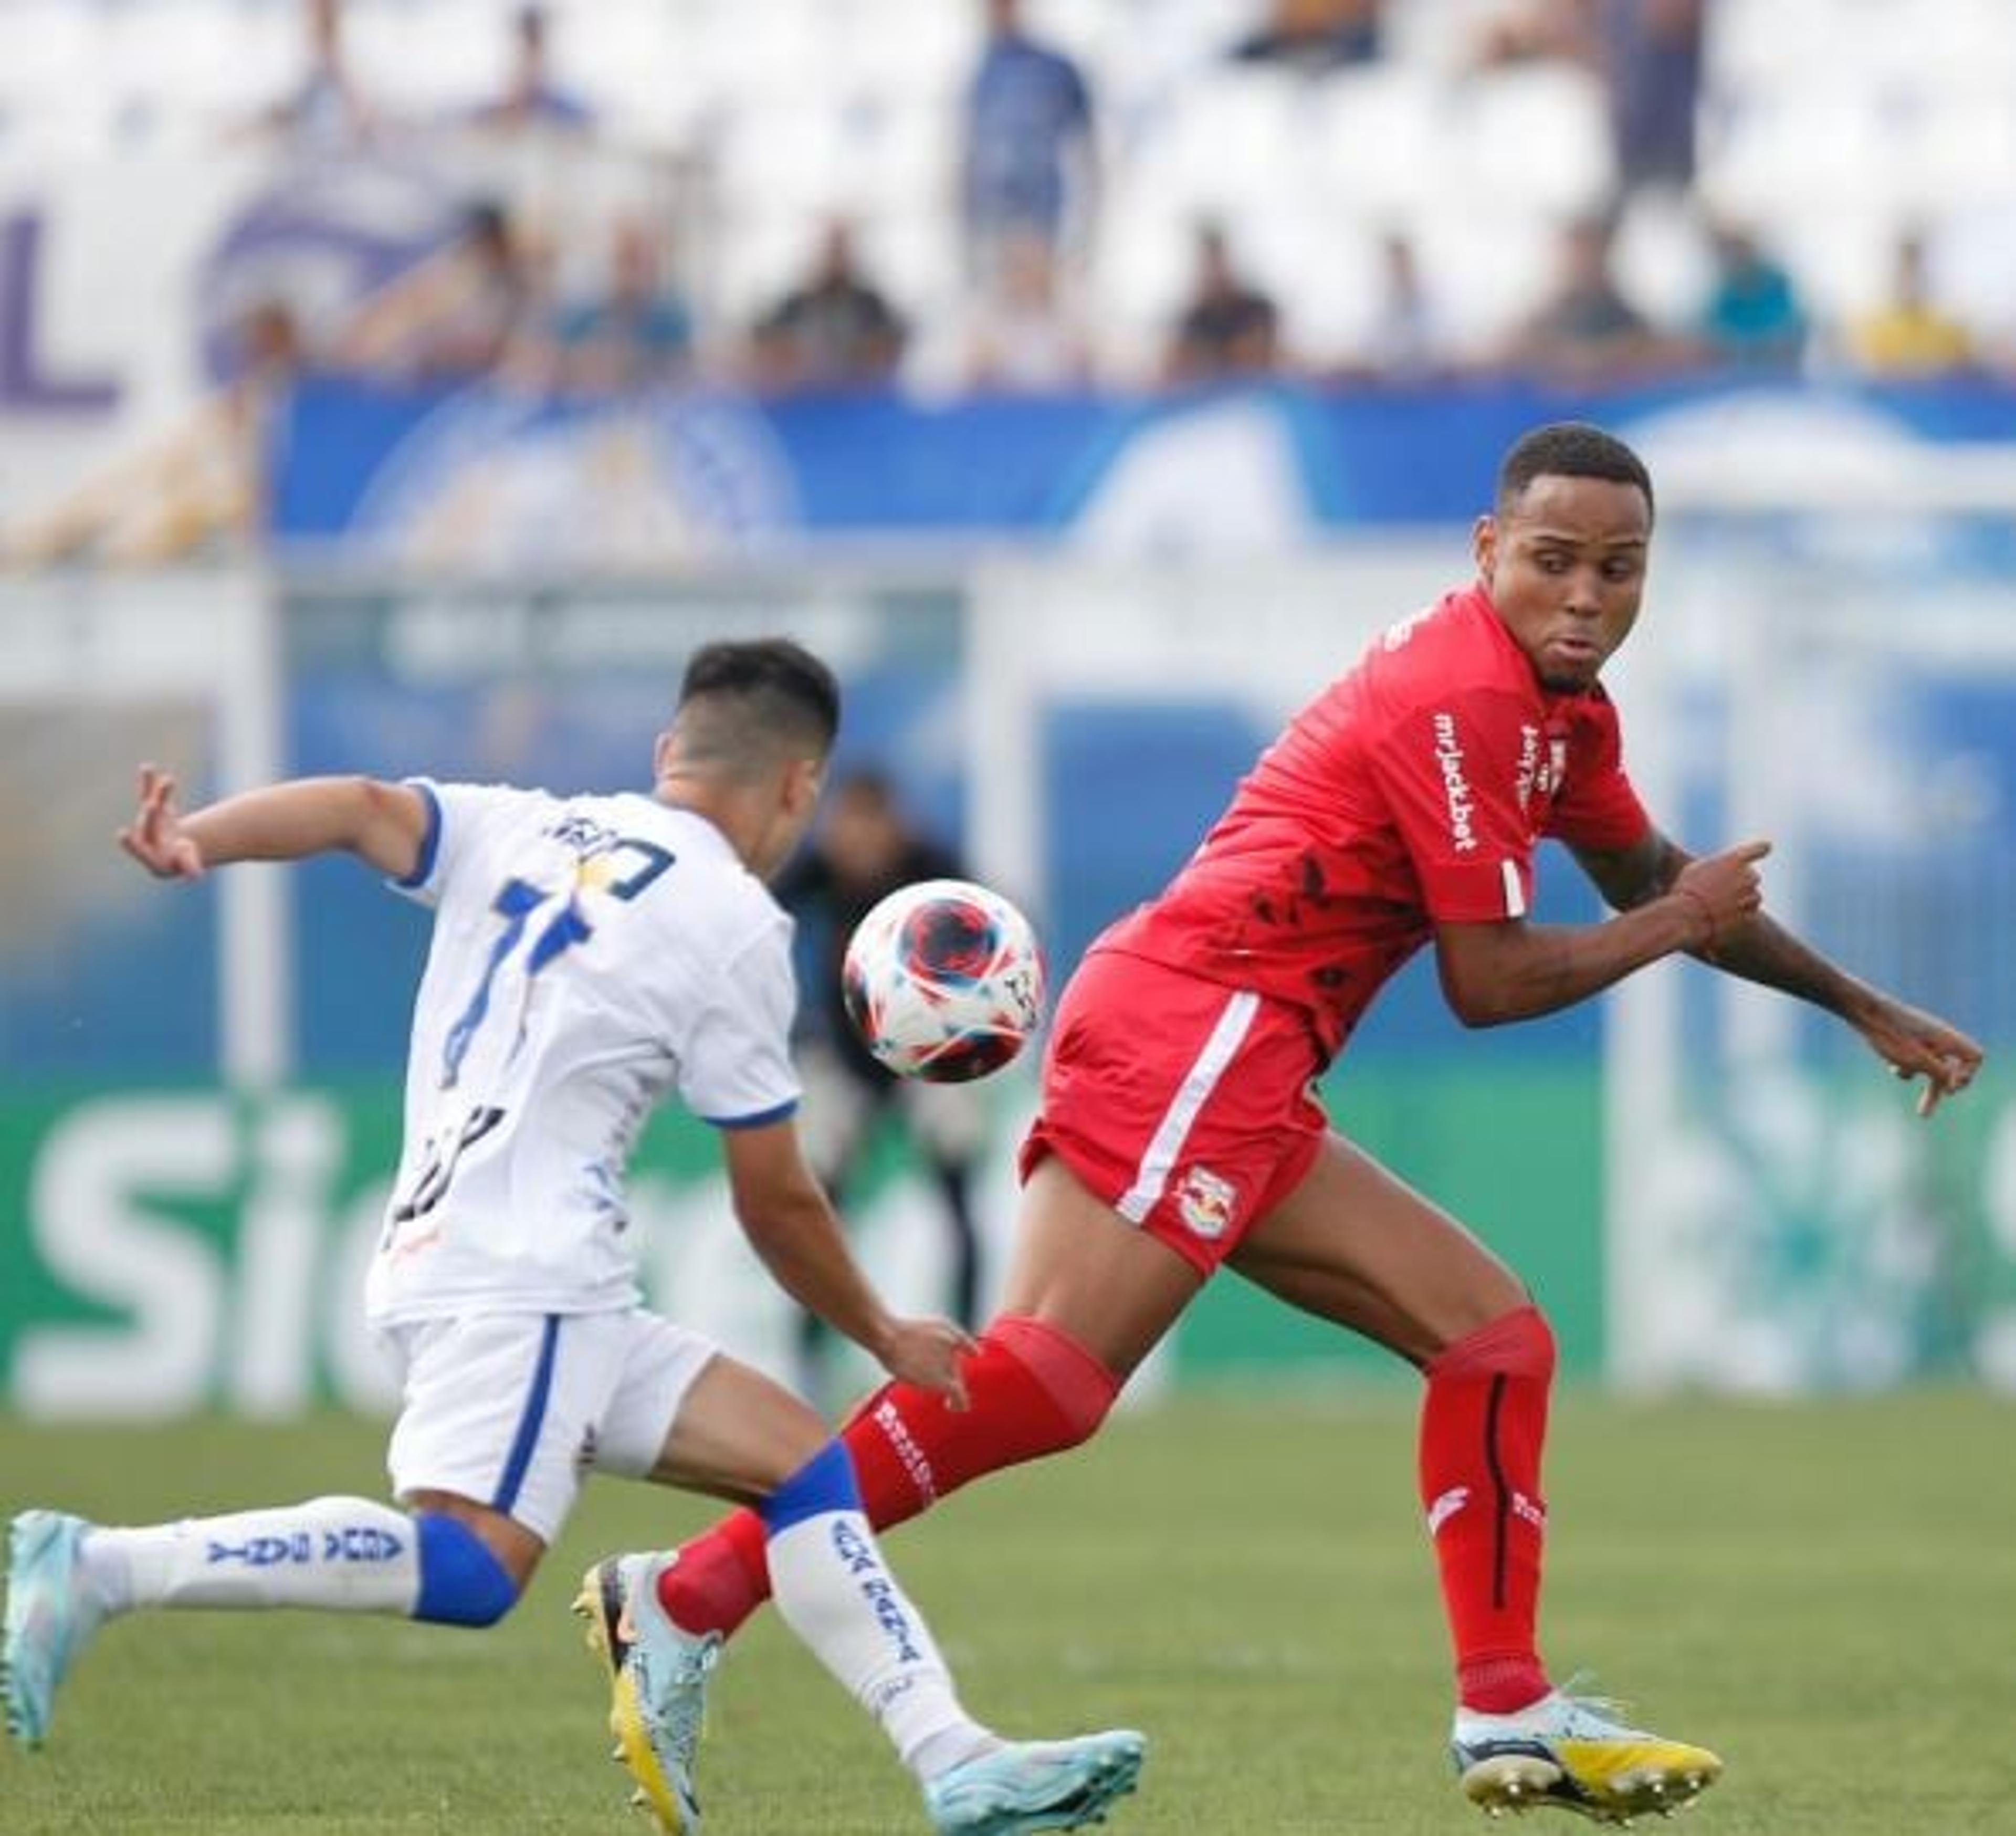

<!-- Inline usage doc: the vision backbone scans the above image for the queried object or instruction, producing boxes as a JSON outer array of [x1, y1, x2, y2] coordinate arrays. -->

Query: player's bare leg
[[1233, 1133, 1722, 1823], [1227, 1132, 1527, 1366], [995, 1155, 1205, 1379]]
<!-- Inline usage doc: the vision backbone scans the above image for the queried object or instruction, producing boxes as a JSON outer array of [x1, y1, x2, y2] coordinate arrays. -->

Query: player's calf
[[4, 1498, 520, 1749]]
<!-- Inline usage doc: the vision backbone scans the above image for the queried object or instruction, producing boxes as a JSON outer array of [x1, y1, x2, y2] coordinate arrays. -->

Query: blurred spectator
[[956, 227, 1092, 393], [468, 4, 595, 135], [338, 200, 543, 381], [544, 217, 694, 393], [1164, 222, 1283, 384], [4, 300, 303, 567], [1696, 223, 1806, 370], [1231, 0, 1385, 74], [1468, 0, 1704, 202], [1603, 0, 1705, 199], [775, 769, 990, 1408], [748, 221, 907, 392], [963, 0, 1098, 278], [1495, 212, 1675, 383], [247, 0, 378, 153], [1345, 231, 1458, 381], [1468, 0, 1582, 69], [1843, 231, 1976, 380]]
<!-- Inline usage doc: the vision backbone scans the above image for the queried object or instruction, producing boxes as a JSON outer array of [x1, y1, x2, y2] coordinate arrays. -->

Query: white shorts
[[377, 1309, 718, 1544]]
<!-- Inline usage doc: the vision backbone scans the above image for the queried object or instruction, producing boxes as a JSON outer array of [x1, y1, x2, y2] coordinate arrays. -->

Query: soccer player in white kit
[[2, 639, 1144, 1835]]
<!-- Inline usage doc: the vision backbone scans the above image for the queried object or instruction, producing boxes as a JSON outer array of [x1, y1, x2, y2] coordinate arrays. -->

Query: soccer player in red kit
[[591, 423, 1985, 1824]]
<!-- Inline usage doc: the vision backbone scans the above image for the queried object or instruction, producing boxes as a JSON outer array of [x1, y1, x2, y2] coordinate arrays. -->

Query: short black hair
[[1496, 422, 1654, 524], [675, 637, 841, 780]]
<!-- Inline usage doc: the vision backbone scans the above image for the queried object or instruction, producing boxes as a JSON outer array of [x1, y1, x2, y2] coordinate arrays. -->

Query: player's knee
[[988, 1315, 1122, 1449], [1450, 1303, 1556, 1382], [412, 1513, 522, 1627], [1502, 1304, 1556, 1381], [1427, 1303, 1557, 1383]]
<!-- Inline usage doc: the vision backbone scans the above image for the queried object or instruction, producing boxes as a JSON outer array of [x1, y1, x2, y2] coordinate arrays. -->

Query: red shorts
[[1017, 947, 1329, 1277]]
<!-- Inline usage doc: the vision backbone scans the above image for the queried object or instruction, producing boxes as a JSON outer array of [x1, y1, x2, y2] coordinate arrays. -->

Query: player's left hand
[[118, 763, 205, 880], [876, 1315, 977, 1410], [1852, 995, 1984, 1117]]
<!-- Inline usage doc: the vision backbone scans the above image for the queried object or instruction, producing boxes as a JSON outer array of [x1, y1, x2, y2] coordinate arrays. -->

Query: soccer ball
[[841, 878, 1046, 1083]]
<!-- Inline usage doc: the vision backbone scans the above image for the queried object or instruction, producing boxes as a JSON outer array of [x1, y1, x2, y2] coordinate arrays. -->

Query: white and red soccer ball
[[841, 878, 1046, 1083]]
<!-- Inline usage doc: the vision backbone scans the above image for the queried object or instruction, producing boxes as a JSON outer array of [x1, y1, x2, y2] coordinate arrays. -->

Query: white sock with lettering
[[80, 1496, 420, 1616], [764, 1508, 998, 1781]]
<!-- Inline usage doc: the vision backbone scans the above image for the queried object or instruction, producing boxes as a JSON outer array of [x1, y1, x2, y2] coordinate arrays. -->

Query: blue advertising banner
[[270, 373, 2016, 558]]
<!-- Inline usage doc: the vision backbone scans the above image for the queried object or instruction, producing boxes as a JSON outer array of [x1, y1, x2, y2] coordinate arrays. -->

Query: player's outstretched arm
[[1434, 836, 1766, 1029], [117, 763, 430, 883], [1572, 827, 1985, 1116], [719, 1119, 974, 1405]]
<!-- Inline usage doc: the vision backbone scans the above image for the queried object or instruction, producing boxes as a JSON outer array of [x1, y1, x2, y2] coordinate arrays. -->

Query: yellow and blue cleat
[[1452, 1684, 1721, 1823], [574, 1552, 721, 1834]]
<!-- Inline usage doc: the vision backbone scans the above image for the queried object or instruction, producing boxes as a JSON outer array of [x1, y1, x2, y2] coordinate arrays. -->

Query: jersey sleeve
[[385, 779, 512, 908], [1370, 689, 1543, 922], [1544, 701, 1652, 853], [676, 918, 803, 1128]]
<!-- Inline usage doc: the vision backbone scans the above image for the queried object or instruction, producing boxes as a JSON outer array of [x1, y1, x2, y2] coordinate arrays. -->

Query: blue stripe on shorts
[[491, 1315, 561, 1516]]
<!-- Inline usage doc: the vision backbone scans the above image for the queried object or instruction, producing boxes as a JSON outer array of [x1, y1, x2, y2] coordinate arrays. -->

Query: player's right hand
[[118, 764, 205, 880], [1671, 839, 1769, 953], [876, 1316, 976, 1410], [1852, 994, 1984, 1118]]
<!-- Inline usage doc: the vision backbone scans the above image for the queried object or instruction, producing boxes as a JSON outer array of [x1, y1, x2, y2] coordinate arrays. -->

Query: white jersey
[[364, 781, 801, 1325]]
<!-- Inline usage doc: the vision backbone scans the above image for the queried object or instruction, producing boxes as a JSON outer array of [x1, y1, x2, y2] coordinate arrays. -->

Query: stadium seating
[[1, 0, 2011, 375]]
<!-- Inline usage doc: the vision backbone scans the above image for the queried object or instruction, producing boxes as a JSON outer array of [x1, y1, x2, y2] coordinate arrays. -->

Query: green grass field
[[2, 1390, 2011, 1834]]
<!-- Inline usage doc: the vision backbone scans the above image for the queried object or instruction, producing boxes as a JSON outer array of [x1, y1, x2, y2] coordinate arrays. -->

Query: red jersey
[[1097, 583, 1651, 1060]]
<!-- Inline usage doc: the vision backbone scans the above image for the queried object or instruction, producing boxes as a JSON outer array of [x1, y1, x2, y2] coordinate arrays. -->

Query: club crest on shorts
[[1174, 1164, 1238, 1240]]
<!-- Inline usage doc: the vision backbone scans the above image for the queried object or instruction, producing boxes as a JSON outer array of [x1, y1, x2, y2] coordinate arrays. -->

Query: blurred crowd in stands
[[7, 0, 2013, 564], [200, 0, 2004, 401]]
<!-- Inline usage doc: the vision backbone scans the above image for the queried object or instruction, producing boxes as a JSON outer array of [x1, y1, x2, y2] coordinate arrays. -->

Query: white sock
[[765, 1507, 998, 1780], [80, 1496, 420, 1617]]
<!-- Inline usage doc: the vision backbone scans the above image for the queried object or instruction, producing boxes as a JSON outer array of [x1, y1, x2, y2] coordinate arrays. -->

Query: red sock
[[656, 1507, 769, 1639], [1419, 1305, 1556, 1714], [658, 1315, 1119, 1638]]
